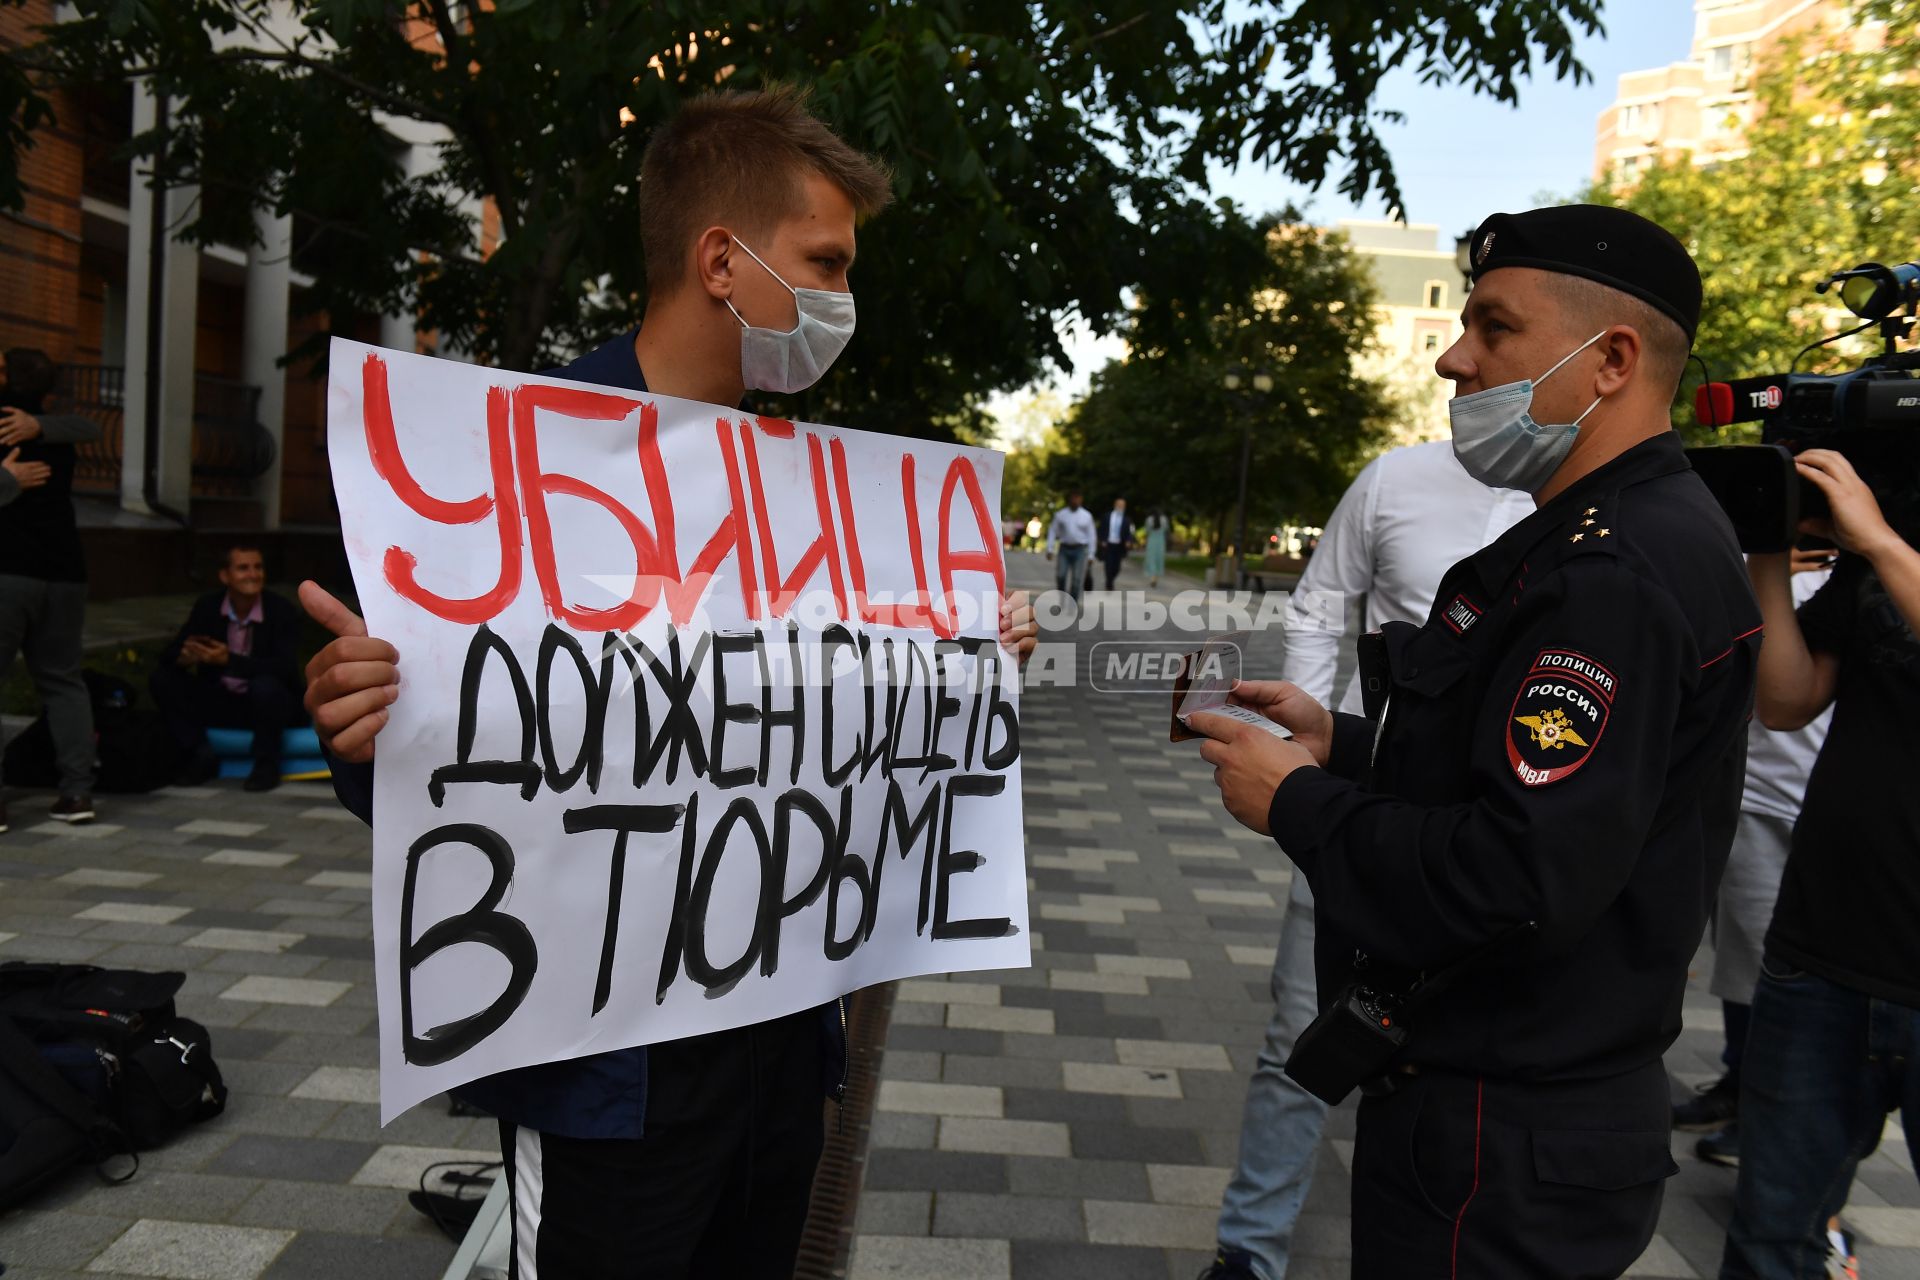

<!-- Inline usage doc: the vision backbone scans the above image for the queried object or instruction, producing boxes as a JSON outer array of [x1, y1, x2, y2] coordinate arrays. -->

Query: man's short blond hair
[[639, 85, 892, 296], [1546, 274, 1692, 397]]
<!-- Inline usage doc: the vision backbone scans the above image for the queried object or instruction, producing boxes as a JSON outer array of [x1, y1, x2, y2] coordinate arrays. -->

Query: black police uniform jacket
[[1268, 432, 1760, 1083]]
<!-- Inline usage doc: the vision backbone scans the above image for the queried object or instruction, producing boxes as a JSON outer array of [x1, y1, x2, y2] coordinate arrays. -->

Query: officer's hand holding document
[[1174, 635, 1330, 837]]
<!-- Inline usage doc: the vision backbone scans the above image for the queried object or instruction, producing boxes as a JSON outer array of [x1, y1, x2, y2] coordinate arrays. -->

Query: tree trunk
[[495, 218, 580, 371]]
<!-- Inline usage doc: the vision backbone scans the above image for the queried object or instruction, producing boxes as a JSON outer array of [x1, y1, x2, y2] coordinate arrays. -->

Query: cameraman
[[1720, 449, 1920, 1279]]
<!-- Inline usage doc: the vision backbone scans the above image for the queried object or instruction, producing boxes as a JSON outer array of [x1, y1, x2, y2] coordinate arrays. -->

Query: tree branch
[[423, 0, 465, 61], [1075, 12, 1153, 50], [108, 48, 455, 128]]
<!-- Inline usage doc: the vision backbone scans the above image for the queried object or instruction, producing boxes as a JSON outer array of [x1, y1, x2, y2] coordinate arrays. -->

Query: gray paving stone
[[1000, 1032, 1117, 1063], [1004, 1156, 1152, 1201], [219, 1060, 320, 1099], [1009, 1240, 1170, 1280], [868, 1111, 939, 1150], [1068, 1122, 1207, 1165], [854, 1189, 933, 1235], [260, 1033, 380, 1068], [136, 1126, 241, 1174], [313, 1102, 482, 1150], [85, 1218, 293, 1280], [226, 1182, 418, 1236], [203, 1135, 380, 1184], [1003, 1088, 1130, 1128], [0, 1209, 135, 1270], [940, 1053, 1064, 1091], [219, 1098, 347, 1139], [848, 1235, 1009, 1279], [45, 1170, 261, 1223], [885, 1022, 1011, 1055], [932, 1190, 1083, 1242], [256, 1232, 452, 1280], [864, 1149, 1009, 1194]]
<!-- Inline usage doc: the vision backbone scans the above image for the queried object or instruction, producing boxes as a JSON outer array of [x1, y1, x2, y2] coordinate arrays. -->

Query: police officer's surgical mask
[[1447, 329, 1609, 493], [724, 236, 855, 394]]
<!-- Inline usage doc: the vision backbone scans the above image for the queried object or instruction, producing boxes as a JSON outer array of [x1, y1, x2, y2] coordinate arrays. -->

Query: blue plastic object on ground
[[203, 727, 330, 780]]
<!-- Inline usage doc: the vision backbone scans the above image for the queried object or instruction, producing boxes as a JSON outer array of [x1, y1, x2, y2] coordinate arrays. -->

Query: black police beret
[[1467, 205, 1702, 343]]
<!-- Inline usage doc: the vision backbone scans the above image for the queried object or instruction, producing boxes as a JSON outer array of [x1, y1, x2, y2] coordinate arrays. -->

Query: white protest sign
[[325, 339, 1029, 1121]]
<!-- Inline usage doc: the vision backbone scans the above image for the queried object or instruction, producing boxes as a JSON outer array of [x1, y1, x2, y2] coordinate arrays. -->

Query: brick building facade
[[1, 0, 392, 560]]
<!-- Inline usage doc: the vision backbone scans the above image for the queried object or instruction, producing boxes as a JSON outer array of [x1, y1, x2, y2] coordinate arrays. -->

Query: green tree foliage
[[1051, 216, 1396, 544], [9, 0, 1601, 436], [1590, 0, 1919, 439]]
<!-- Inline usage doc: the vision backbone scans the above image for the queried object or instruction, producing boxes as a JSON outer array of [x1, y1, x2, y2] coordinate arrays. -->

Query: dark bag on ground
[[0, 1013, 127, 1207], [0, 963, 228, 1206], [2, 670, 173, 794]]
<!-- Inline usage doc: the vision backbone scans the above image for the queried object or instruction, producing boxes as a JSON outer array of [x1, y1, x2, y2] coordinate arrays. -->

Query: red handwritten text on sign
[[357, 353, 1004, 637]]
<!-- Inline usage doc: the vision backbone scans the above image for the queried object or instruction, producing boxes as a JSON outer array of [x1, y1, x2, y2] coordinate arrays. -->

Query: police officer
[[1191, 205, 1759, 1278]]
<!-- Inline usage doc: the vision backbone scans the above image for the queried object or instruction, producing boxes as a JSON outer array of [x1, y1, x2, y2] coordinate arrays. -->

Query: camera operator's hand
[[1790, 546, 1837, 575], [1796, 447, 1920, 674], [1795, 449, 1901, 559]]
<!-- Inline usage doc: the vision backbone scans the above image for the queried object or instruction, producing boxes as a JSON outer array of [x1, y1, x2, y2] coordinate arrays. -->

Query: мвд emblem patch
[[1507, 648, 1615, 786]]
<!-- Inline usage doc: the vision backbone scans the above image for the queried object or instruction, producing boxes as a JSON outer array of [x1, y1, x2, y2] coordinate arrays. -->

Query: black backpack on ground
[[0, 963, 228, 1207]]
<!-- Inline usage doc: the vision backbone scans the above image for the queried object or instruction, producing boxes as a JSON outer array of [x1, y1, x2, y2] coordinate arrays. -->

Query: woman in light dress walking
[[1142, 509, 1168, 587]]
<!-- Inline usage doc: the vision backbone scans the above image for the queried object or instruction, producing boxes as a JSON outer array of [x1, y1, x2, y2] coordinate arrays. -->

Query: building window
[[1621, 104, 1640, 133], [1424, 281, 1447, 309], [1710, 45, 1733, 75], [1423, 333, 1441, 353]]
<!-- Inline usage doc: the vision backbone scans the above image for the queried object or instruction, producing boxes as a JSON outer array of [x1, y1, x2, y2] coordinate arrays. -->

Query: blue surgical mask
[[1448, 330, 1608, 493]]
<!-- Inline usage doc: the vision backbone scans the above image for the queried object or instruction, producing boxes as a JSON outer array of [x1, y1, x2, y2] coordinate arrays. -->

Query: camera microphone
[[1694, 377, 1789, 427]]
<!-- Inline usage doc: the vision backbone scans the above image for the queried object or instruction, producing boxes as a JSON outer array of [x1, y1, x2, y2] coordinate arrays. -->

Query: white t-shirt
[[1281, 440, 1535, 712]]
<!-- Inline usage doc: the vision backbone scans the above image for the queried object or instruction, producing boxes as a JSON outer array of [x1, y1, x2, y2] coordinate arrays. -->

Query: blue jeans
[[1720, 957, 1920, 1279], [1217, 874, 1328, 1280], [1054, 544, 1089, 605]]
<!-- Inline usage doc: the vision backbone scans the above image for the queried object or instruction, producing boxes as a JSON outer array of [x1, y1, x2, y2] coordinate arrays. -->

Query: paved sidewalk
[[0, 780, 480, 1279], [843, 549, 1920, 1280], [0, 553, 1913, 1279]]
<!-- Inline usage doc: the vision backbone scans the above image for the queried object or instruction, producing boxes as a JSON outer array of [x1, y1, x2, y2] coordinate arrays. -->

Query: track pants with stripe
[[499, 1010, 826, 1279], [1350, 1063, 1672, 1278]]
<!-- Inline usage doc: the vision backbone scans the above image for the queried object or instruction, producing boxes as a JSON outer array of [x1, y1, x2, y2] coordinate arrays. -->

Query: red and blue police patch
[[1507, 648, 1616, 787]]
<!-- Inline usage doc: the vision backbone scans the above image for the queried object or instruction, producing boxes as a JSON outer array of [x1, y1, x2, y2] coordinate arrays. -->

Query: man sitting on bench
[[150, 545, 305, 792]]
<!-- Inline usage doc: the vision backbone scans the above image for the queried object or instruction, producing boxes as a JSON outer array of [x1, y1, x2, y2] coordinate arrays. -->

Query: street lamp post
[[1222, 368, 1274, 589]]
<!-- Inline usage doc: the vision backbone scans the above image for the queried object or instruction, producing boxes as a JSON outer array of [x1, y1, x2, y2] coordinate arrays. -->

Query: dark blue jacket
[[330, 332, 848, 1138]]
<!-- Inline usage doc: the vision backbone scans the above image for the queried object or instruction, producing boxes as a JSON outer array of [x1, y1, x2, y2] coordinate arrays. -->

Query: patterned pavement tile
[[84, 1219, 293, 1280], [0, 777, 466, 1277]]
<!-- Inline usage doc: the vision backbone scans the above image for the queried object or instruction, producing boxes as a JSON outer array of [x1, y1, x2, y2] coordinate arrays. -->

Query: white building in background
[[1593, 0, 1864, 182], [1337, 219, 1467, 446]]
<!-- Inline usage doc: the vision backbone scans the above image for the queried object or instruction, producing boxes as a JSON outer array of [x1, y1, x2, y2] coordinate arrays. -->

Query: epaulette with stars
[[1557, 493, 1624, 561]]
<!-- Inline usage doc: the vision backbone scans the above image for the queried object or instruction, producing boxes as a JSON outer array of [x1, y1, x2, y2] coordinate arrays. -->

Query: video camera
[[1689, 261, 1920, 553]]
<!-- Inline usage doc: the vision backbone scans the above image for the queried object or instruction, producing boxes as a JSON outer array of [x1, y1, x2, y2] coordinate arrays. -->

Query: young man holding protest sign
[[301, 87, 1037, 1278]]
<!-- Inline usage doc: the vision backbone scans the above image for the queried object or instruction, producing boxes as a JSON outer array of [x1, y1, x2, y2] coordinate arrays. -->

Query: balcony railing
[[56, 364, 278, 502]]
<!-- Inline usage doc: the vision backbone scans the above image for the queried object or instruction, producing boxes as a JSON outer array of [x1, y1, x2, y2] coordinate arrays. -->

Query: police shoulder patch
[[1506, 648, 1616, 787]]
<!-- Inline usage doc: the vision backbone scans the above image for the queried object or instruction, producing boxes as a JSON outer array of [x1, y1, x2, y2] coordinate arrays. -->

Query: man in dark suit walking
[[1097, 497, 1136, 591], [150, 545, 305, 791]]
